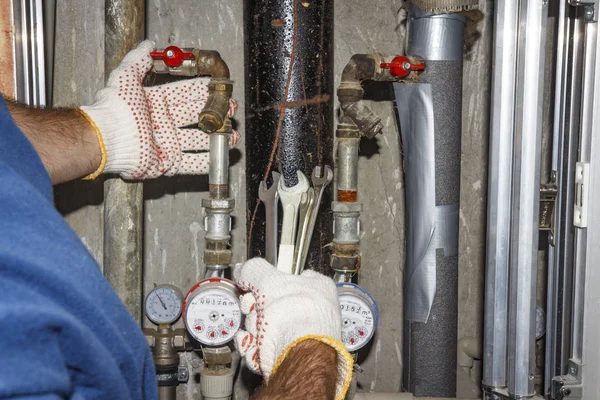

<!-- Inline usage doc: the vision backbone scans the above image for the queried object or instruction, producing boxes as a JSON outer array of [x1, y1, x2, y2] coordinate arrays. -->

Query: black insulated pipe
[[244, 0, 334, 274]]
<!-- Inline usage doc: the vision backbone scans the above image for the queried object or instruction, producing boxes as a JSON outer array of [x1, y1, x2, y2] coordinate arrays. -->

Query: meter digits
[[183, 278, 241, 346], [145, 285, 184, 325], [337, 283, 378, 352]]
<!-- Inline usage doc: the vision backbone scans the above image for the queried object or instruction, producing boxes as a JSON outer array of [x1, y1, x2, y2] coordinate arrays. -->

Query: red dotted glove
[[233, 258, 354, 400], [79, 40, 239, 179]]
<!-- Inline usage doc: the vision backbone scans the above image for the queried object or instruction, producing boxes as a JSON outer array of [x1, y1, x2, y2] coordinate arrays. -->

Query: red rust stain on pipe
[[337, 190, 357, 203]]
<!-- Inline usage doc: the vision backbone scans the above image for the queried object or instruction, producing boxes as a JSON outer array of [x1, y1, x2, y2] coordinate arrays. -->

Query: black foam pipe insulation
[[244, 0, 334, 274]]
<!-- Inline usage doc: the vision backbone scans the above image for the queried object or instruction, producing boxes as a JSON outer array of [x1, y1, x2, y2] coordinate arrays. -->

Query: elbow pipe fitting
[[195, 50, 230, 79], [340, 54, 379, 83]]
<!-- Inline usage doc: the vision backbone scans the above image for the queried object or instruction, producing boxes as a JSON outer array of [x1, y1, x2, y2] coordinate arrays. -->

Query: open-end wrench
[[294, 165, 333, 273], [258, 171, 281, 266], [276, 170, 310, 274], [292, 187, 316, 274]]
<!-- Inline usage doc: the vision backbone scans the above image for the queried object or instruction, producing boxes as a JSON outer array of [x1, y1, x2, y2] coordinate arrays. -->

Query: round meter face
[[337, 283, 378, 352], [184, 283, 241, 346], [145, 285, 183, 325]]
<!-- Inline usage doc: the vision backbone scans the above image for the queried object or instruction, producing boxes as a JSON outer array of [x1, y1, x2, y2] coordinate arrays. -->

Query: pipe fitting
[[195, 50, 230, 79], [340, 101, 383, 139], [201, 346, 233, 400], [199, 80, 233, 133], [340, 54, 379, 82]]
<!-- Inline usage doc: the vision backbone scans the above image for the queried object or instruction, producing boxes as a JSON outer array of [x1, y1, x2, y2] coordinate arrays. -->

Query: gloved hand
[[79, 40, 239, 180], [233, 258, 353, 400]]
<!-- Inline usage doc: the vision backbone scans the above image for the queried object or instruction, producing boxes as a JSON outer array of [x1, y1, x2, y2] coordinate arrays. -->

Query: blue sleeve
[[0, 96, 52, 201], [0, 96, 157, 399]]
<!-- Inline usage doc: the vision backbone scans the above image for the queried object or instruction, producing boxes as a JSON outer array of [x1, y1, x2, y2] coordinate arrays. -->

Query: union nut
[[331, 254, 361, 273]]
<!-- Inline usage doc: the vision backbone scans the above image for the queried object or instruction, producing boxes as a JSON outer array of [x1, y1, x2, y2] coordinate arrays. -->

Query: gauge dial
[[337, 283, 379, 352], [184, 278, 241, 346], [145, 285, 183, 325]]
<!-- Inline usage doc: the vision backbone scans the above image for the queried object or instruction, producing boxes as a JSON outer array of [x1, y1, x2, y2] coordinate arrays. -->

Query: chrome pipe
[[482, 0, 518, 390], [507, 0, 547, 396]]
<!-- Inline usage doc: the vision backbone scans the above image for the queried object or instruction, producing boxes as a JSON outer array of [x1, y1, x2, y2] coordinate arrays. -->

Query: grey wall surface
[[456, 1, 492, 397], [335, 0, 406, 393], [52, 0, 493, 398], [53, 0, 105, 266]]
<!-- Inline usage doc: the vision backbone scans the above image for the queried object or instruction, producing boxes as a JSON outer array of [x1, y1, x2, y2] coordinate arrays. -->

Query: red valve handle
[[380, 56, 425, 78], [150, 46, 195, 68]]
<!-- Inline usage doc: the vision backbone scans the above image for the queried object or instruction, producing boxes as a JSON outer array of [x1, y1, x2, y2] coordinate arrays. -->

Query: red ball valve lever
[[150, 46, 195, 68], [380, 56, 425, 78]]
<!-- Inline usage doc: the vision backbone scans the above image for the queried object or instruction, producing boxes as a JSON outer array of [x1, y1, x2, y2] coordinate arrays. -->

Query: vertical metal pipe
[[402, 4, 465, 397], [337, 139, 359, 194], [103, 0, 145, 325], [158, 386, 176, 400], [244, 0, 334, 274], [204, 119, 234, 278], [209, 133, 229, 197], [482, 0, 518, 390], [507, 0, 547, 396]]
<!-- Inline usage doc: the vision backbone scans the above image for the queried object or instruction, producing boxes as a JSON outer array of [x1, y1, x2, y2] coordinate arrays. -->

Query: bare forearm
[[252, 340, 338, 400], [6, 100, 101, 184]]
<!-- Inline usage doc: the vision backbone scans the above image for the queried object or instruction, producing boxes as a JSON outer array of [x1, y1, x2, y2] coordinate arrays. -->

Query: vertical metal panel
[[103, 0, 145, 325], [482, 0, 518, 390], [546, 4, 585, 389], [507, 0, 547, 396]]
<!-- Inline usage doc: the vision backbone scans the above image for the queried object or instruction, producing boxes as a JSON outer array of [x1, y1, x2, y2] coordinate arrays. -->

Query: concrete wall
[[52, 0, 492, 397]]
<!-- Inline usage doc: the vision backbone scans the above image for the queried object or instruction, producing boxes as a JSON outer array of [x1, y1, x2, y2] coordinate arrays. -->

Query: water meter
[[183, 278, 241, 346], [337, 283, 379, 352], [145, 284, 184, 325]]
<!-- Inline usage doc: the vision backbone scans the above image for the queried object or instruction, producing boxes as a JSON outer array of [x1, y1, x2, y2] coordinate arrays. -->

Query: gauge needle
[[157, 295, 167, 310]]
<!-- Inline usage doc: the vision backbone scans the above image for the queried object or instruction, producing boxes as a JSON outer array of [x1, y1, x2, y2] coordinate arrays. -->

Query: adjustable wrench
[[258, 171, 281, 266], [276, 171, 310, 274], [294, 165, 333, 274]]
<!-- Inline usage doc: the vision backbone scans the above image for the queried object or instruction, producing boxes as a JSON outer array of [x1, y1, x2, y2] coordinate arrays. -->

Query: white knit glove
[[79, 40, 239, 180], [233, 258, 353, 400]]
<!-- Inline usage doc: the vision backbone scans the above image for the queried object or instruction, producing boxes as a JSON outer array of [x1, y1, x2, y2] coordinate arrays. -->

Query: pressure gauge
[[183, 278, 241, 346], [145, 284, 184, 325], [536, 306, 546, 340], [337, 283, 379, 352]]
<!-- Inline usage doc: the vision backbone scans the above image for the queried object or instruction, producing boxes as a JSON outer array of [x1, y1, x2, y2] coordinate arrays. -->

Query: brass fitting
[[199, 79, 233, 133]]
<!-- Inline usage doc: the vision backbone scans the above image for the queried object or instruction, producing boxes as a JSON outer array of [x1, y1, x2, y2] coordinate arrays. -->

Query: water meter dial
[[183, 278, 241, 346], [337, 283, 379, 352], [145, 284, 184, 325]]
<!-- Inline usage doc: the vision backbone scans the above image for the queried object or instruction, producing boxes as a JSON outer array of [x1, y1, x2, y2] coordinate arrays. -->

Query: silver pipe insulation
[[400, 4, 464, 397]]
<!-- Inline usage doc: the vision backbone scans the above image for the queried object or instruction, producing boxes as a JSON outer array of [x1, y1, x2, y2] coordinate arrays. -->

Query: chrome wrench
[[292, 187, 316, 274], [294, 165, 333, 274], [276, 170, 310, 274], [258, 171, 281, 266]]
